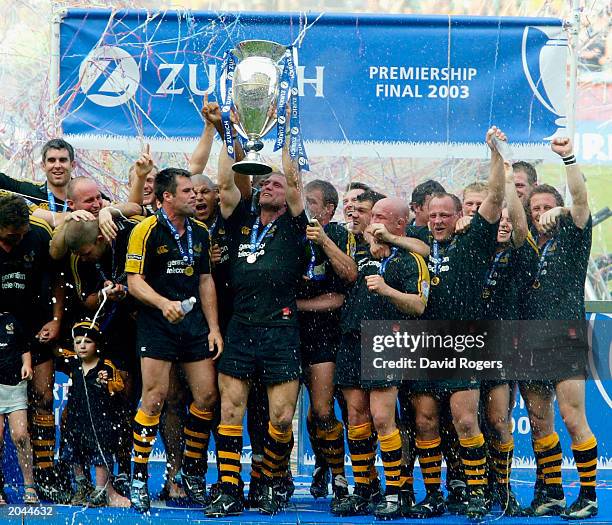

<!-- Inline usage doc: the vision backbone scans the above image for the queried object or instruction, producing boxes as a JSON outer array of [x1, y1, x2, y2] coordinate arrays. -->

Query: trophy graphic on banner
[[219, 40, 308, 175], [521, 25, 569, 139]]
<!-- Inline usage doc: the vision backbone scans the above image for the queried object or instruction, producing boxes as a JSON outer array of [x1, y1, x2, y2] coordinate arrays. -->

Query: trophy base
[[233, 160, 273, 176]]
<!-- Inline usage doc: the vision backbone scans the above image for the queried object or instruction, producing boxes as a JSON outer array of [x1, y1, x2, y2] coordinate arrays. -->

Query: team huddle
[[0, 101, 597, 521]]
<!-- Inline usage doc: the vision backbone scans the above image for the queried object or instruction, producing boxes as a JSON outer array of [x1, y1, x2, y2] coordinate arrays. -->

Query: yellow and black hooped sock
[[317, 421, 346, 480], [416, 437, 443, 493], [459, 434, 487, 494], [133, 409, 160, 482], [276, 431, 294, 479], [572, 436, 597, 500], [181, 404, 213, 477], [262, 422, 293, 482], [251, 454, 263, 481], [490, 439, 514, 489], [379, 429, 403, 496], [347, 422, 376, 497], [307, 415, 326, 467], [533, 432, 563, 497], [32, 411, 55, 472], [217, 424, 243, 495]]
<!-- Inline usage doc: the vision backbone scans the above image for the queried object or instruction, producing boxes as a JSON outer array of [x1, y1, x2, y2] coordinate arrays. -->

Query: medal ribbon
[[47, 186, 68, 213], [378, 247, 399, 276], [305, 224, 329, 280], [250, 217, 275, 255], [273, 46, 309, 170], [431, 241, 443, 278], [484, 249, 509, 288], [533, 237, 554, 286], [160, 209, 194, 267], [220, 51, 237, 159]]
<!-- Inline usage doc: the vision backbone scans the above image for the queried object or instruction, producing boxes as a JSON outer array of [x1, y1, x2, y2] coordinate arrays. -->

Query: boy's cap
[[72, 320, 102, 342]]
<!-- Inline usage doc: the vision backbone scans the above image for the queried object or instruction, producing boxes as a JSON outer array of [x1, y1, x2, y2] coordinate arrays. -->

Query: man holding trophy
[[205, 40, 309, 518]]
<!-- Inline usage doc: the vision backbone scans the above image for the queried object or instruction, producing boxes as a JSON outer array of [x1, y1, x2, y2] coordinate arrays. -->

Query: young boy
[[0, 312, 38, 505], [61, 321, 130, 507]]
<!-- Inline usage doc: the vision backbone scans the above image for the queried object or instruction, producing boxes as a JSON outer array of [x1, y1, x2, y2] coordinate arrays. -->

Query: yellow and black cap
[[71, 320, 102, 342]]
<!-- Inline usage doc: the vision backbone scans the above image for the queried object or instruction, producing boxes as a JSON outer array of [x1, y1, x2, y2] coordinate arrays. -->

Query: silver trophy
[[229, 40, 287, 175]]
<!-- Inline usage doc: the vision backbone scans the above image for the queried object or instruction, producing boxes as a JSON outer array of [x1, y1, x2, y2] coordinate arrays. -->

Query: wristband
[[562, 154, 576, 166]]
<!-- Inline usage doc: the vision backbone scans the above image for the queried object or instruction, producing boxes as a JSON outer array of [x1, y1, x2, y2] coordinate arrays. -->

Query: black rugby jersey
[[0, 216, 54, 333], [125, 210, 211, 328], [425, 211, 499, 320], [480, 234, 539, 320], [524, 215, 592, 321], [341, 245, 430, 333], [297, 222, 349, 333], [0, 313, 28, 386], [225, 200, 308, 327]]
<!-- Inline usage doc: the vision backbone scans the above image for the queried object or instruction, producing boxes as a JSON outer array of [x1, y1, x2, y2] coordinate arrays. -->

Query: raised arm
[[551, 137, 590, 229], [49, 210, 96, 260], [306, 220, 357, 283], [281, 142, 304, 217], [368, 223, 430, 258], [479, 127, 506, 224], [504, 162, 528, 247], [189, 109, 215, 175], [128, 144, 154, 206]]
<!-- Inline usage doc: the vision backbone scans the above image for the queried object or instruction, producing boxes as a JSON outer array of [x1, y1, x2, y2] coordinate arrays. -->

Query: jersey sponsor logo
[[421, 280, 430, 300], [79, 46, 140, 108], [156, 245, 169, 255]]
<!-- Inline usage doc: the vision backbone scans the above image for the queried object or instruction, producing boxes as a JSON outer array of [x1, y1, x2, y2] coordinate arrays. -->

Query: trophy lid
[[233, 40, 287, 62]]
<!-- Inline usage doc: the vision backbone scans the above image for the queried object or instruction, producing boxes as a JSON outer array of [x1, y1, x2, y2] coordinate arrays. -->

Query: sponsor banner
[[59, 9, 567, 159]]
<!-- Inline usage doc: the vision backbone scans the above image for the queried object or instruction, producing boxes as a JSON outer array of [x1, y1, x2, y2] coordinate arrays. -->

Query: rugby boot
[[561, 494, 598, 520], [374, 493, 405, 520], [88, 487, 108, 507], [112, 473, 130, 498], [175, 469, 210, 506], [275, 470, 295, 506], [493, 485, 524, 516], [310, 463, 330, 499], [524, 487, 566, 517], [258, 483, 282, 515], [405, 489, 446, 518], [206, 492, 244, 517], [329, 474, 349, 511], [71, 478, 94, 505], [330, 493, 372, 516], [445, 479, 468, 514], [465, 488, 492, 520], [129, 479, 150, 513]]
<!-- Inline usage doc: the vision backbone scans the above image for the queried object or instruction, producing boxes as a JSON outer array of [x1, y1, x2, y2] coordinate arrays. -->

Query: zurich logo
[[78, 45, 140, 108]]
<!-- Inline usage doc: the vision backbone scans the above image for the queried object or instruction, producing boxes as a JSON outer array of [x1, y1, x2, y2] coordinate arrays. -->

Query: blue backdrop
[[58, 9, 567, 158]]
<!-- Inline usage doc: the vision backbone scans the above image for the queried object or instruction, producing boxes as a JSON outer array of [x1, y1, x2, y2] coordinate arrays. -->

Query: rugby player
[[521, 138, 597, 519], [407, 127, 506, 519], [334, 196, 429, 519], [298, 179, 357, 509], [125, 167, 222, 512], [206, 136, 307, 517], [0, 195, 65, 501]]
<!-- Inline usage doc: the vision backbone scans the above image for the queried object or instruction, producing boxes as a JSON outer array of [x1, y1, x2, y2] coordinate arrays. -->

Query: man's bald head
[[371, 197, 410, 236], [67, 176, 103, 216]]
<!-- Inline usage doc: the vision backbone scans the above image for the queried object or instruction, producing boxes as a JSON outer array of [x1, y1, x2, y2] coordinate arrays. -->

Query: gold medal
[[184, 265, 194, 276], [532, 280, 541, 289], [431, 276, 440, 286]]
